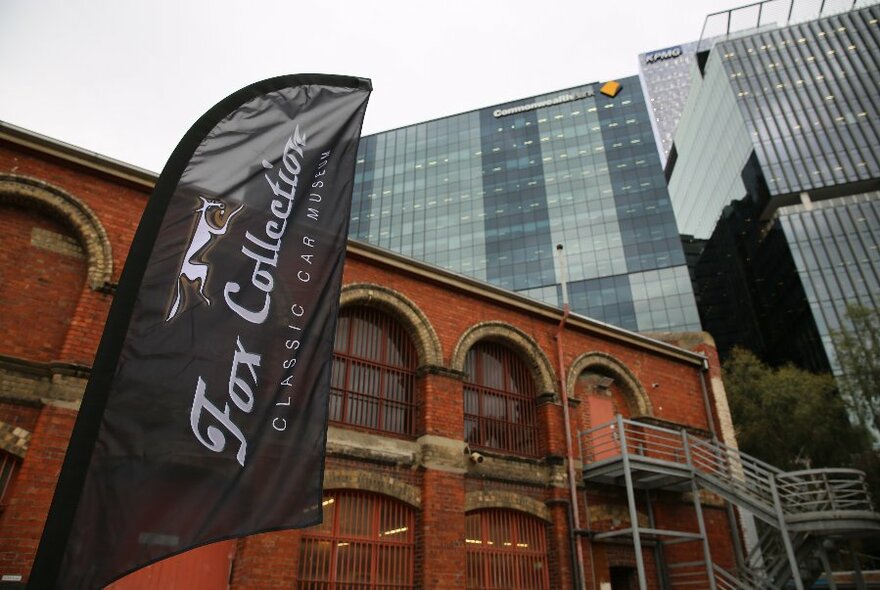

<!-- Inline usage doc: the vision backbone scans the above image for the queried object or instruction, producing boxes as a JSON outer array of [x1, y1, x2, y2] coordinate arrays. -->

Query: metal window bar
[[0, 453, 18, 508], [464, 342, 539, 457], [298, 490, 415, 590], [465, 509, 550, 590], [330, 307, 418, 436]]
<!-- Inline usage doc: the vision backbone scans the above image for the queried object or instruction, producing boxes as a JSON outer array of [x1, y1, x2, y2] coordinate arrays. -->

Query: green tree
[[831, 303, 880, 432], [722, 347, 868, 470]]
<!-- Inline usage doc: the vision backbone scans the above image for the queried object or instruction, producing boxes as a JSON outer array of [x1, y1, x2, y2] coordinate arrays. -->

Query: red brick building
[[0, 122, 750, 589]]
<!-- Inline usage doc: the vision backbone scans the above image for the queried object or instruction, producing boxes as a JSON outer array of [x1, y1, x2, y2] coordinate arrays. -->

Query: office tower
[[667, 3, 880, 398], [638, 40, 701, 166], [350, 77, 701, 333]]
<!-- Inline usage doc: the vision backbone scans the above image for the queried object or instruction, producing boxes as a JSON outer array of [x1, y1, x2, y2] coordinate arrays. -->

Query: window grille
[[0, 452, 19, 511], [464, 342, 539, 456], [465, 509, 550, 590], [331, 307, 417, 436], [298, 490, 415, 589]]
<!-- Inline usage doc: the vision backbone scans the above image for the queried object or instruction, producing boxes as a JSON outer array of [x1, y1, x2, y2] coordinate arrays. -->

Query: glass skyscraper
[[667, 3, 880, 433], [349, 76, 701, 333], [778, 193, 880, 367], [638, 41, 701, 167], [669, 2, 880, 239]]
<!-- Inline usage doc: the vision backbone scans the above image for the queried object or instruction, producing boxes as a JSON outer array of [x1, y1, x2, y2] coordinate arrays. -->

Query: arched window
[[331, 306, 418, 436], [465, 509, 550, 590], [298, 490, 415, 589], [464, 342, 538, 456]]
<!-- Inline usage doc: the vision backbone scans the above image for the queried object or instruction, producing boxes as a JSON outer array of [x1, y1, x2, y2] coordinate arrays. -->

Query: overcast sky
[[1, 0, 738, 172]]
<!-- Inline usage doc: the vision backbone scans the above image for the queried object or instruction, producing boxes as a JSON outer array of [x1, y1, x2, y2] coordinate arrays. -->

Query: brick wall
[[0, 402, 40, 437], [230, 531, 299, 589], [420, 469, 466, 589], [0, 141, 150, 367], [0, 207, 88, 362], [0, 403, 76, 579]]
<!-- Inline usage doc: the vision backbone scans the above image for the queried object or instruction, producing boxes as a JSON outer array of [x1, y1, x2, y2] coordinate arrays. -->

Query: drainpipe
[[555, 244, 586, 590], [698, 356, 716, 438], [700, 354, 749, 572]]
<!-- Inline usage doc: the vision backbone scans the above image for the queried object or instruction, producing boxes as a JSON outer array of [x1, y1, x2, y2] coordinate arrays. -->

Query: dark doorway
[[610, 566, 638, 590]]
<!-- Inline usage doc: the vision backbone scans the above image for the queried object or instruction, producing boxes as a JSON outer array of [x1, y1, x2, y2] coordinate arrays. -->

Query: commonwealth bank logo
[[600, 81, 622, 98]]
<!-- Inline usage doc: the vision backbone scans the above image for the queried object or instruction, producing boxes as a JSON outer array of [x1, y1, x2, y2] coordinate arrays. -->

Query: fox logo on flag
[[166, 196, 243, 321]]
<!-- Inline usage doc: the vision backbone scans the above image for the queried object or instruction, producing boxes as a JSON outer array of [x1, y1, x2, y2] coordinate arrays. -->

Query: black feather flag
[[28, 74, 371, 589]]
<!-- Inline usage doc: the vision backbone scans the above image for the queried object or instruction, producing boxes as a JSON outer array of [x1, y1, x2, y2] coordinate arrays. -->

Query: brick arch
[[567, 352, 652, 416], [465, 490, 551, 522], [0, 174, 112, 290], [0, 420, 30, 459], [322, 469, 421, 508], [339, 283, 442, 368], [451, 322, 556, 395]]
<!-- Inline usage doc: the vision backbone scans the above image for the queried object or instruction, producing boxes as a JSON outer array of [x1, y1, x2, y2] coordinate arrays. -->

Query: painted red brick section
[[230, 531, 299, 589]]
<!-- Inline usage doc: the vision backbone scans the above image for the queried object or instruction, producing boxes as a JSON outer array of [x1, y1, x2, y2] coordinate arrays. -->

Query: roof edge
[[0, 121, 158, 189], [346, 240, 707, 366]]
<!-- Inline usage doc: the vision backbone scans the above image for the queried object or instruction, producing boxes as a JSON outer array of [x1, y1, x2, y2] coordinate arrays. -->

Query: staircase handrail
[[713, 562, 770, 589], [580, 417, 689, 465], [580, 419, 876, 518], [686, 434, 779, 509], [775, 468, 874, 515], [580, 418, 877, 590]]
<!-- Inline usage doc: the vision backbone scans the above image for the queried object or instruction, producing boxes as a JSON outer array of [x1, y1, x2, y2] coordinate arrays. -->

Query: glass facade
[[666, 44, 758, 239], [668, 5, 880, 438], [350, 77, 701, 333], [638, 41, 701, 166], [777, 192, 880, 372], [669, 3, 880, 239], [720, 6, 880, 196]]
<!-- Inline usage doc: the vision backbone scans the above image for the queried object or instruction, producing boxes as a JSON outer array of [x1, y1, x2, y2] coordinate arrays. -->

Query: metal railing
[[687, 434, 780, 515], [697, 0, 877, 52], [777, 469, 875, 514], [667, 561, 711, 588], [714, 562, 770, 589], [580, 416, 876, 520], [580, 416, 878, 590]]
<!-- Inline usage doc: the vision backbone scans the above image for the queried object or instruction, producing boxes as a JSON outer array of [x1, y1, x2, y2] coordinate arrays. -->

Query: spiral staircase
[[580, 416, 880, 589]]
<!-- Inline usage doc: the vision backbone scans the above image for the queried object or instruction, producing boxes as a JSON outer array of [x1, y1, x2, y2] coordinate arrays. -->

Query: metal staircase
[[579, 415, 880, 589]]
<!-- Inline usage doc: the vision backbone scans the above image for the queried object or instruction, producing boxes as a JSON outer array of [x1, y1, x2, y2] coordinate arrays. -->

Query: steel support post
[[818, 543, 838, 590], [618, 414, 649, 590], [769, 475, 804, 590], [683, 433, 718, 590]]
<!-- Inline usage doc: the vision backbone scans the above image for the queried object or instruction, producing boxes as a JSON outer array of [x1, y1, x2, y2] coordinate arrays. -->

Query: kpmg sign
[[644, 46, 683, 64]]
